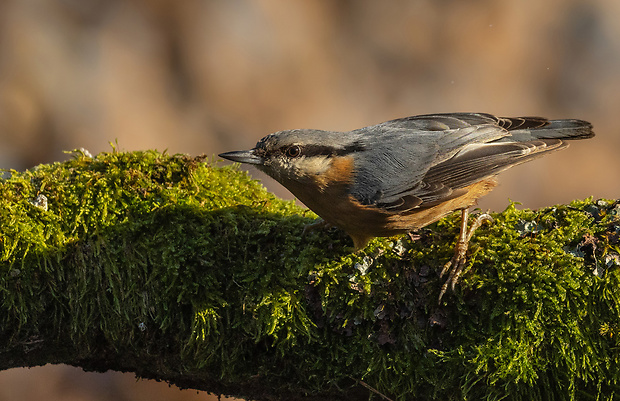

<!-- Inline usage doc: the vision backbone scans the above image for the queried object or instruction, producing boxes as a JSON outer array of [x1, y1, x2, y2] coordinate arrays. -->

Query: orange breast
[[281, 156, 497, 250]]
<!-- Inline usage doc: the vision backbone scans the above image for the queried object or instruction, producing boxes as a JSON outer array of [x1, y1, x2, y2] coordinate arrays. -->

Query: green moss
[[0, 149, 618, 400]]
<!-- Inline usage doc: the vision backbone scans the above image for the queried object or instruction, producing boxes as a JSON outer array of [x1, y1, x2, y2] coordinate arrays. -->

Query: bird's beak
[[218, 149, 264, 165]]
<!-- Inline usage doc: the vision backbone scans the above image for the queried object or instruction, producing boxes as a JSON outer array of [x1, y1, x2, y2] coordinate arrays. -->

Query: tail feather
[[504, 118, 594, 142], [532, 119, 594, 140]]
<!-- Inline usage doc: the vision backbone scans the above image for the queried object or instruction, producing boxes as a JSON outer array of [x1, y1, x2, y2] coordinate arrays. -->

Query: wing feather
[[349, 113, 593, 213]]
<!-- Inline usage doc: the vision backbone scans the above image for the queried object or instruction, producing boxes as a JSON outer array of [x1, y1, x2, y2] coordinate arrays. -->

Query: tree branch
[[1, 149, 618, 400]]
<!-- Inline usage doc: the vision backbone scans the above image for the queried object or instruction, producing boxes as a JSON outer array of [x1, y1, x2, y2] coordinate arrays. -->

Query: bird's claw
[[302, 219, 331, 237], [438, 211, 493, 303]]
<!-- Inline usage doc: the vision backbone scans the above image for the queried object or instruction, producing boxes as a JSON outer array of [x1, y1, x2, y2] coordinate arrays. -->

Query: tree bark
[[1, 150, 618, 400]]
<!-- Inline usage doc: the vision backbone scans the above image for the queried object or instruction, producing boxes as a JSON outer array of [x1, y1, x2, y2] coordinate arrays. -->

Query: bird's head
[[219, 129, 364, 185]]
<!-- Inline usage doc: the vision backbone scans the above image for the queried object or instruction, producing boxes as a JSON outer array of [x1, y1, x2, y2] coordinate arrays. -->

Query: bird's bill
[[218, 149, 263, 165]]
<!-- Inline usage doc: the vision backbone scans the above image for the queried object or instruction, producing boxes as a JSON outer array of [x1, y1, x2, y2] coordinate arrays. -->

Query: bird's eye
[[285, 145, 302, 158]]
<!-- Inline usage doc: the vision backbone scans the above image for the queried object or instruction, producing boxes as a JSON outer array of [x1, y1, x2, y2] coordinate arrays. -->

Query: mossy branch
[[0, 149, 619, 401]]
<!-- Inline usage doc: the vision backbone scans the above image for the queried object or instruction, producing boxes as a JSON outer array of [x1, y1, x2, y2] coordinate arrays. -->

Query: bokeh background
[[0, 1, 617, 400]]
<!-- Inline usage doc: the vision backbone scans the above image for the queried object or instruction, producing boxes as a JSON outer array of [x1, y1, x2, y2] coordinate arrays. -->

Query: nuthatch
[[219, 113, 594, 301]]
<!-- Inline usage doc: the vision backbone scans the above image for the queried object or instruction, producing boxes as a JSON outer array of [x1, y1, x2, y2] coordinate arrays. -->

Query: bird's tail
[[532, 119, 594, 140], [503, 118, 594, 142]]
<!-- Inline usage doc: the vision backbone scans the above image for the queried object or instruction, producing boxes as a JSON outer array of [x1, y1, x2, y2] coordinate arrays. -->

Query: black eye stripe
[[280, 142, 365, 157]]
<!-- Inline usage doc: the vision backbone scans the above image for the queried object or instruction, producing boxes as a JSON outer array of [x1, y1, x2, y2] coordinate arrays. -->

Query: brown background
[[0, 1, 617, 400]]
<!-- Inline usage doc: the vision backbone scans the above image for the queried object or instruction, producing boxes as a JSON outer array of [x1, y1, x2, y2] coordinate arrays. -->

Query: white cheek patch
[[291, 156, 332, 176], [265, 155, 333, 181]]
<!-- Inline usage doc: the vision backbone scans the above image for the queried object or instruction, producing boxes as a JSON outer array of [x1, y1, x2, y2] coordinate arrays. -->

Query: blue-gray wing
[[349, 113, 593, 212]]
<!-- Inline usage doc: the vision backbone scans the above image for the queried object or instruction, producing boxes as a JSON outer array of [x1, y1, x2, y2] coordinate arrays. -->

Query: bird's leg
[[438, 209, 493, 302], [407, 232, 422, 242], [302, 219, 369, 251], [301, 219, 332, 236]]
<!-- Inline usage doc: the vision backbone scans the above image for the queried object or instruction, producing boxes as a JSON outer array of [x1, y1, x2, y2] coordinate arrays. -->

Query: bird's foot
[[407, 232, 422, 242], [302, 219, 332, 237], [438, 210, 493, 303]]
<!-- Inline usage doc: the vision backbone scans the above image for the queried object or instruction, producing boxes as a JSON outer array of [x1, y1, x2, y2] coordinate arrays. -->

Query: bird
[[219, 113, 594, 301]]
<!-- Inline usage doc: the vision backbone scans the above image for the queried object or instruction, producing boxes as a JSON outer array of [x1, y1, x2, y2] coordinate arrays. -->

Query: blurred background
[[0, 0, 617, 400]]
